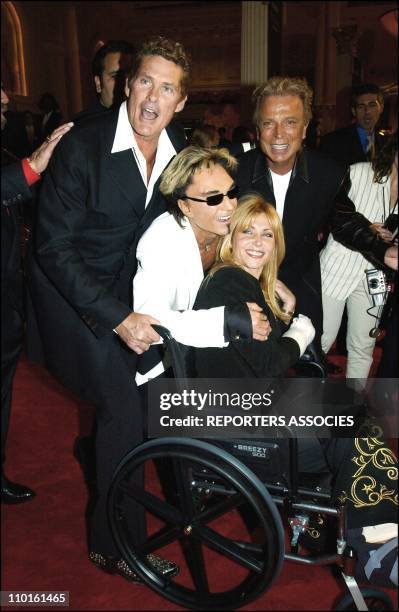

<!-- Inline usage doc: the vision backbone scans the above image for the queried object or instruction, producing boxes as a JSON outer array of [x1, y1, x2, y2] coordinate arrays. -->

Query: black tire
[[108, 437, 285, 610], [335, 587, 394, 611]]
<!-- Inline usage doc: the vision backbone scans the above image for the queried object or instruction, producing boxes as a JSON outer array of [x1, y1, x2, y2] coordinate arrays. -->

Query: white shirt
[[270, 169, 292, 220], [111, 101, 177, 206]]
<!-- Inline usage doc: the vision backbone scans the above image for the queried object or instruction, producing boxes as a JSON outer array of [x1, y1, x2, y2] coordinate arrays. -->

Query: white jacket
[[133, 213, 228, 382]]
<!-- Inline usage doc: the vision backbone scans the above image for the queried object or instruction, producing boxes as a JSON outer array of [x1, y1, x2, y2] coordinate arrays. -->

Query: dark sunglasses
[[182, 185, 239, 207]]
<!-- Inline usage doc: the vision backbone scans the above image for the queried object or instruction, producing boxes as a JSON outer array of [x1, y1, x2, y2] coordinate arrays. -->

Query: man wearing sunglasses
[[133, 145, 274, 384]]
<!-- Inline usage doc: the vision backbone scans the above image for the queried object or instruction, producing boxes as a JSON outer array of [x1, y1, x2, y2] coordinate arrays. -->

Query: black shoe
[[89, 551, 179, 583], [1, 476, 36, 504]]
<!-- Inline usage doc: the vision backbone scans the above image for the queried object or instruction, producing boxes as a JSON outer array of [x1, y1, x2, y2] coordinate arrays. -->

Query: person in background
[[232, 124, 256, 146], [37, 92, 63, 143], [189, 123, 220, 148], [319, 83, 387, 169], [1, 84, 73, 504], [319, 85, 386, 364], [320, 134, 397, 382], [304, 116, 321, 150], [92, 40, 136, 110], [73, 40, 136, 124], [218, 126, 231, 146], [2, 103, 31, 160], [23, 111, 40, 156]]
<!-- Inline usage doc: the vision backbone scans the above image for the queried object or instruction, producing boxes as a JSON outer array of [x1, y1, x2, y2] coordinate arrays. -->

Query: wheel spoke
[[233, 540, 264, 555], [118, 480, 182, 525], [142, 524, 182, 554], [171, 458, 198, 520], [182, 537, 210, 595], [194, 524, 265, 573], [195, 491, 246, 524]]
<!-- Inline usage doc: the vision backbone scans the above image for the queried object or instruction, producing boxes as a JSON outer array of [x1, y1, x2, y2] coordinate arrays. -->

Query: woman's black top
[[193, 266, 300, 378]]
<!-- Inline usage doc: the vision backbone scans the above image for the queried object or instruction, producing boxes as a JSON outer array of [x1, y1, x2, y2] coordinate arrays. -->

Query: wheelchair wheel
[[108, 437, 285, 610], [335, 587, 393, 610]]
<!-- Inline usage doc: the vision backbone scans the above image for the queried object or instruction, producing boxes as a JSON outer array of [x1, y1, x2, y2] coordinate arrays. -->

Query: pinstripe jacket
[[320, 162, 391, 300]]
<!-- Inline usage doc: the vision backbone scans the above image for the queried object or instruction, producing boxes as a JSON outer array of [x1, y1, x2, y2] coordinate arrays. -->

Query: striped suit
[[320, 162, 391, 379]]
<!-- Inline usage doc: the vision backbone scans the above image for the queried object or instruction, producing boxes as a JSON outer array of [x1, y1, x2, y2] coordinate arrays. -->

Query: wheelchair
[[107, 326, 395, 611]]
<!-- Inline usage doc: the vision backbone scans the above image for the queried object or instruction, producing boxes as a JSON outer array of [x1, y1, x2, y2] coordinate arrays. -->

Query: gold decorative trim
[[340, 438, 398, 510]]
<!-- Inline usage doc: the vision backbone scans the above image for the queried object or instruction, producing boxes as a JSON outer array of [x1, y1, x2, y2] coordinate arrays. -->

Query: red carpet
[[1, 353, 396, 611]]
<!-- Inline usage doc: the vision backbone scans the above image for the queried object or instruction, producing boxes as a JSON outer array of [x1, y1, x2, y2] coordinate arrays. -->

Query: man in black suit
[[319, 83, 386, 169], [73, 40, 136, 125], [1, 84, 73, 504], [236, 77, 397, 351], [28, 37, 191, 580]]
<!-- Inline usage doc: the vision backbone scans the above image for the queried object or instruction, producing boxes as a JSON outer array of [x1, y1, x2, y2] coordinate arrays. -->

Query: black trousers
[[88, 341, 146, 557], [1, 301, 23, 469]]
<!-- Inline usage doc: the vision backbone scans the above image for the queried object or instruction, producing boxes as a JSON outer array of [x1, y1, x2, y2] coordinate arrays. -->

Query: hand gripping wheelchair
[[107, 326, 395, 611]]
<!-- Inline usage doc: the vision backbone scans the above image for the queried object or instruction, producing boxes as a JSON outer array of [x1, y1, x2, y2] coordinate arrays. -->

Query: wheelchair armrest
[[151, 324, 176, 346], [151, 324, 189, 382], [296, 341, 326, 378]]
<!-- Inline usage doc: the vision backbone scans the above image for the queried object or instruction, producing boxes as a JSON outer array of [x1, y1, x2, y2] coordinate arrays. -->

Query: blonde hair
[[211, 194, 290, 324], [159, 145, 238, 226], [253, 76, 313, 127]]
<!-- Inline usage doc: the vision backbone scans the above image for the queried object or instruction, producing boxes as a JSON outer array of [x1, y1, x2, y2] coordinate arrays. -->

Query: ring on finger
[[46, 136, 51, 143]]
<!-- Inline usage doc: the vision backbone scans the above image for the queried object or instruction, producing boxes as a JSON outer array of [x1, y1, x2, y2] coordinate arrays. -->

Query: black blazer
[[1, 161, 32, 314], [237, 147, 345, 340], [319, 124, 388, 169], [27, 109, 186, 402], [193, 266, 299, 378]]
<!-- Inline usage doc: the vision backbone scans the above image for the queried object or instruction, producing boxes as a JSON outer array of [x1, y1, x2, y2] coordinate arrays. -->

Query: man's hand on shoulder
[[27, 122, 74, 175], [116, 312, 161, 354]]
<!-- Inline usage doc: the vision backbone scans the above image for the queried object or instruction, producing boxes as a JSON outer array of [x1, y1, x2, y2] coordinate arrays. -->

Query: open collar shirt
[[111, 100, 177, 207]]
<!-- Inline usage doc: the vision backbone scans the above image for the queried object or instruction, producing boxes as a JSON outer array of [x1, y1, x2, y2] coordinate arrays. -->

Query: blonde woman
[[193, 196, 398, 570], [193, 194, 315, 377]]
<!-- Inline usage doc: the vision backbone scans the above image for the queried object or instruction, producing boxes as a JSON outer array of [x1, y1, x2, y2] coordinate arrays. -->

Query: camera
[[366, 269, 388, 306]]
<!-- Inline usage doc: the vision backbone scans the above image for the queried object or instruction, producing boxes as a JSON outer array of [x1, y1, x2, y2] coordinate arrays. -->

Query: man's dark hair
[[38, 92, 60, 112], [351, 83, 384, 107], [92, 40, 136, 77]]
